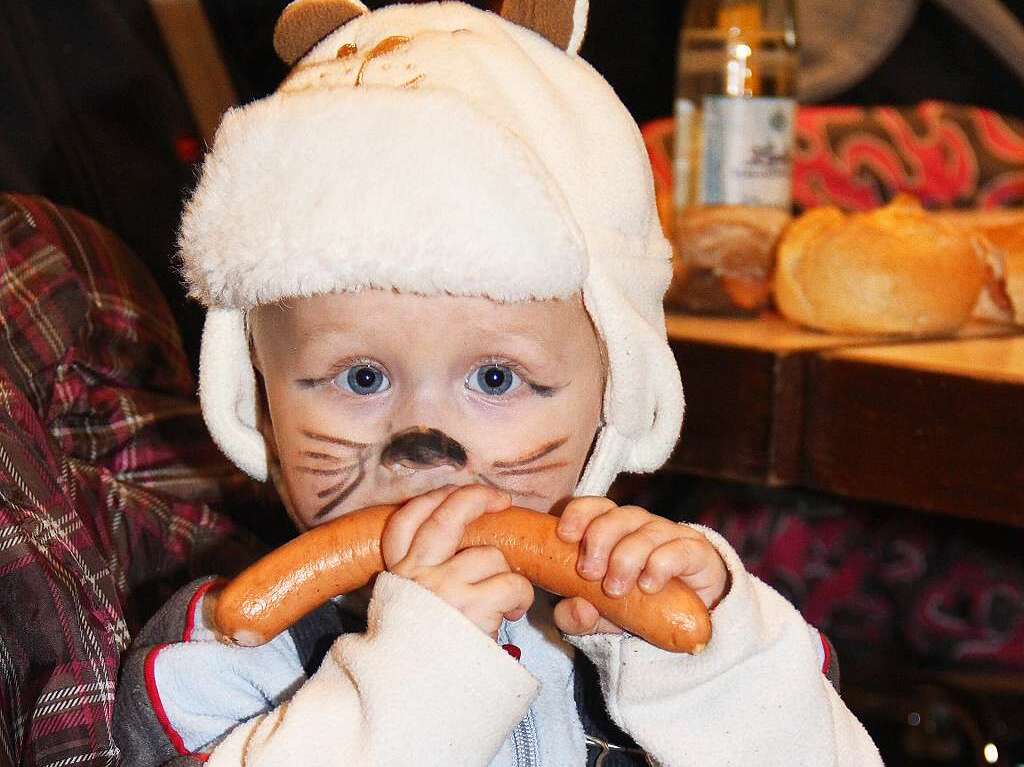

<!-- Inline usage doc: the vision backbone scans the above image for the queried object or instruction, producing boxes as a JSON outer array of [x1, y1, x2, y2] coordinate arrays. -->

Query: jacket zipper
[[499, 621, 538, 767], [511, 707, 539, 767]]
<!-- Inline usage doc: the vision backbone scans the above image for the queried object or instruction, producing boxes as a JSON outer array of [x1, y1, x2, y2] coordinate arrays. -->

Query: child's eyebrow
[[300, 322, 357, 340], [292, 324, 362, 357], [463, 324, 566, 362]]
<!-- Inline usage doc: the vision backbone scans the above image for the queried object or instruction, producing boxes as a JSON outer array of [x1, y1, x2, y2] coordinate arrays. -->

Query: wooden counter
[[665, 313, 1024, 525]]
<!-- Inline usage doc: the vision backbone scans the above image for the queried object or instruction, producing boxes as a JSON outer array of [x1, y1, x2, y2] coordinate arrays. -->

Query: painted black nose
[[381, 427, 467, 470]]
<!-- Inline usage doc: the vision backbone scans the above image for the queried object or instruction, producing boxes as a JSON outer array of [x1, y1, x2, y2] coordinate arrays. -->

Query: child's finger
[[555, 496, 618, 543], [575, 505, 650, 580], [401, 485, 511, 568], [552, 597, 622, 637], [638, 538, 728, 608], [602, 523, 679, 597], [465, 572, 535, 633], [381, 485, 460, 567], [636, 539, 700, 593], [432, 545, 511, 586]]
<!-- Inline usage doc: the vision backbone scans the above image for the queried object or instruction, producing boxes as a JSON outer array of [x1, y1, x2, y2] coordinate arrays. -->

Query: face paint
[[490, 437, 569, 476], [474, 437, 570, 498], [380, 427, 468, 471], [292, 429, 373, 520], [299, 424, 569, 509]]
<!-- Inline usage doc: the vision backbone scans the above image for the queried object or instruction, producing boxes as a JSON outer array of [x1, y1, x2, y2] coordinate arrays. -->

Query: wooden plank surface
[[666, 313, 1015, 351], [665, 313, 1020, 493], [666, 312, 892, 485], [149, 0, 237, 146], [668, 340, 803, 485], [833, 335, 1024, 384], [666, 313, 870, 352], [804, 336, 1024, 526]]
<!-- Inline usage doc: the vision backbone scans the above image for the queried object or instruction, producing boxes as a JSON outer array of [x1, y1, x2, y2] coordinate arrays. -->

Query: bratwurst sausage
[[210, 505, 712, 654]]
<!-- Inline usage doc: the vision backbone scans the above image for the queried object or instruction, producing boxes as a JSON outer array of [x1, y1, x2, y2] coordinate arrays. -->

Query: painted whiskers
[[297, 428, 572, 518], [296, 429, 372, 520], [480, 436, 570, 500]]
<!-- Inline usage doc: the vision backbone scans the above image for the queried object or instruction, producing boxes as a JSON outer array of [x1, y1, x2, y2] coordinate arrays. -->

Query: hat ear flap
[[199, 308, 269, 481], [494, 0, 589, 54], [274, 0, 370, 65]]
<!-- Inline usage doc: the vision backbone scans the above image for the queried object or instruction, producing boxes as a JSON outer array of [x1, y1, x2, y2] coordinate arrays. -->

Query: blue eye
[[468, 365, 521, 396], [336, 364, 390, 395]]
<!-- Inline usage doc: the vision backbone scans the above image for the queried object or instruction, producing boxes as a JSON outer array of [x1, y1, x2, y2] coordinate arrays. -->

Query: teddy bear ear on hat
[[274, 0, 370, 65], [274, 0, 589, 65], [492, 0, 589, 55]]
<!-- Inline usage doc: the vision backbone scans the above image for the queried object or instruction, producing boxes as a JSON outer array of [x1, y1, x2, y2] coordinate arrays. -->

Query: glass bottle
[[674, 0, 798, 212]]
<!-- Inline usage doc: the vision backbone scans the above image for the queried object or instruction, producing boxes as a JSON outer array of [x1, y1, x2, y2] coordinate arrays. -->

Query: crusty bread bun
[[773, 196, 988, 335], [981, 223, 1024, 325], [935, 209, 1024, 325], [667, 206, 791, 314]]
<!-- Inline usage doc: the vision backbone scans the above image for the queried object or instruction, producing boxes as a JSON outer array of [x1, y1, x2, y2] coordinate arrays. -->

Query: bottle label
[[700, 96, 795, 207]]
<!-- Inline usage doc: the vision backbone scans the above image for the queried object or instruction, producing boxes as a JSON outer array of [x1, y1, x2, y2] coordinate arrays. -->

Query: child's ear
[[274, 0, 370, 65], [493, 0, 589, 55]]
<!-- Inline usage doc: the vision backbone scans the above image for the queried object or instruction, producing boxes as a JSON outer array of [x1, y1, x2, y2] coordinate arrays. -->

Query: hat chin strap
[[199, 308, 269, 481]]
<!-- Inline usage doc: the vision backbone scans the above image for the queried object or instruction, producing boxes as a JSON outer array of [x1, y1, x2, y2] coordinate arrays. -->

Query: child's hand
[[382, 484, 534, 639], [552, 497, 729, 638]]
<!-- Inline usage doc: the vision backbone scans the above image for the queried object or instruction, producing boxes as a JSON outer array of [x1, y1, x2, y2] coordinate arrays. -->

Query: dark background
[[2, 0, 1024, 365], [209, 0, 1024, 124]]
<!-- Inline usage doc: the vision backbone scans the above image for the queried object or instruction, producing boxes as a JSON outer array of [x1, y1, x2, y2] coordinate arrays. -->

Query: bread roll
[[773, 196, 988, 335], [936, 209, 1024, 325], [668, 206, 791, 314], [981, 223, 1024, 324]]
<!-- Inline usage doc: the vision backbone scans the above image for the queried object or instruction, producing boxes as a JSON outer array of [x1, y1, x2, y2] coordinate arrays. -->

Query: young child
[[114, 2, 883, 765]]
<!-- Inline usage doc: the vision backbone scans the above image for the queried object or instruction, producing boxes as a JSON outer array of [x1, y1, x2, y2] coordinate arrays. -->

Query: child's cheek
[[459, 421, 596, 512], [264, 392, 388, 525]]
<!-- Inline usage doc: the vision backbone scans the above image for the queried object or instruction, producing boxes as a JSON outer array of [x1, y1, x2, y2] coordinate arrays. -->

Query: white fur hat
[[181, 0, 684, 497]]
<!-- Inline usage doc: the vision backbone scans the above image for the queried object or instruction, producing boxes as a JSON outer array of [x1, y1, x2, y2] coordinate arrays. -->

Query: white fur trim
[[575, 424, 628, 497], [188, 2, 685, 492], [199, 309, 268, 480], [576, 231, 683, 495], [567, 0, 589, 55], [180, 88, 585, 309]]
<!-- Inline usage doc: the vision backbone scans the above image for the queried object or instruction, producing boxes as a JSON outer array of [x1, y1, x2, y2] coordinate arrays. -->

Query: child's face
[[250, 290, 605, 529]]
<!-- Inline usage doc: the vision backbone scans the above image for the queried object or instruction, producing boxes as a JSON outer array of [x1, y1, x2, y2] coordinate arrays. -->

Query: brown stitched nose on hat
[[381, 427, 468, 471]]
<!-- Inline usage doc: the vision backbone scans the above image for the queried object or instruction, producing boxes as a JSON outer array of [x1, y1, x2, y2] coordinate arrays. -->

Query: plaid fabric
[[0, 193, 259, 767]]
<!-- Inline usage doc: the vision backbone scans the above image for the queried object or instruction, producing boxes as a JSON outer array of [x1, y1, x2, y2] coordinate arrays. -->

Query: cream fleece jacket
[[564, 527, 882, 766], [126, 527, 883, 766]]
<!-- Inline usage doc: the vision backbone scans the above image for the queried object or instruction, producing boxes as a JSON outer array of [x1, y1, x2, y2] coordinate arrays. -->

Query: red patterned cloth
[[0, 194, 258, 766], [630, 478, 1024, 672], [643, 100, 1024, 211]]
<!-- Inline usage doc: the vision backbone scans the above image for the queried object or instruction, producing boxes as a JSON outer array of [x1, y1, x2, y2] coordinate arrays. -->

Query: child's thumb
[[553, 597, 622, 637]]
